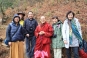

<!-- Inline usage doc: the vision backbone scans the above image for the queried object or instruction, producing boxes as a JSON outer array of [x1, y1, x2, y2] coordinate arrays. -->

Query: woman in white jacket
[[62, 11, 82, 58]]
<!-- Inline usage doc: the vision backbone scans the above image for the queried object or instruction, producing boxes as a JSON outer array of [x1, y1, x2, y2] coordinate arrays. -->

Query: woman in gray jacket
[[62, 11, 83, 58]]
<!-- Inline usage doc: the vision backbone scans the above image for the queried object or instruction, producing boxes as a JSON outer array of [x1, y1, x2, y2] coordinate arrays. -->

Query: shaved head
[[40, 16, 46, 24], [40, 16, 45, 19]]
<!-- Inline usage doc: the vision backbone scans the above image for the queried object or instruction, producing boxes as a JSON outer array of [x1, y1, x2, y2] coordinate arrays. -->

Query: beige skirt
[[10, 41, 24, 58]]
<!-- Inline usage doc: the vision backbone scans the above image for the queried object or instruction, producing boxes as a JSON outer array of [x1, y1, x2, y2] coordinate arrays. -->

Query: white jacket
[[62, 18, 82, 48]]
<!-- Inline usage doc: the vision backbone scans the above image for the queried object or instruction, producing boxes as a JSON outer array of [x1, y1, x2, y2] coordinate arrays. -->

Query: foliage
[[0, 0, 13, 16], [28, 0, 43, 6], [44, 12, 52, 17]]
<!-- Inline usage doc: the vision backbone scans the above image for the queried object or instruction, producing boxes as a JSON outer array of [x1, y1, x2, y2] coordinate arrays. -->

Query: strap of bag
[[11, 25, 20, 37]]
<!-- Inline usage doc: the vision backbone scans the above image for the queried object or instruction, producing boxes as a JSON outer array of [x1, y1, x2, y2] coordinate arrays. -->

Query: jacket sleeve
[[21, 26, 26, 37], [6, 24, 11, 41], [35, 26, 39, 38], [23, 20, 28, 35], [35, 20, 38, 29], [62, 21, 67, 41], [44, 25, 53, 37]]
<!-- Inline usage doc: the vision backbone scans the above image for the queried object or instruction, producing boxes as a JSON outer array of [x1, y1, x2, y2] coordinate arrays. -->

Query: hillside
[[3, 0, 87, 41]]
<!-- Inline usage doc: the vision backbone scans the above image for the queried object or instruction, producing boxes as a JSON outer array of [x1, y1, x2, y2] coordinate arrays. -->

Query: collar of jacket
[[12, 21, 20, 26], [53, 20, 62, 26], [40, 22, 47, 27], [66, 18, 76, 23]]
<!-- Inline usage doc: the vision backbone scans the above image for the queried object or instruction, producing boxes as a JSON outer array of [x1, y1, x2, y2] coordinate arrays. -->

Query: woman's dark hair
[[66, 11, 75, 19], [52, 16, 59, 21]]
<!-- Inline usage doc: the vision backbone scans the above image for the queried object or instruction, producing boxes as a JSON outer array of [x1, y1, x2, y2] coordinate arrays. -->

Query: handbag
[[79, 49, 87, 58], [79, 40, 87, 58]]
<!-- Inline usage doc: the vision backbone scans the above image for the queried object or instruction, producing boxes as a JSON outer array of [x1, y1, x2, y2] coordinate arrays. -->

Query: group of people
[[5, 11, 83, 58]]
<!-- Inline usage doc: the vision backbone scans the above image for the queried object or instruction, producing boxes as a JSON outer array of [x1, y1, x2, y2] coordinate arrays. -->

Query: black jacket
[[23, 18, 38, 37]]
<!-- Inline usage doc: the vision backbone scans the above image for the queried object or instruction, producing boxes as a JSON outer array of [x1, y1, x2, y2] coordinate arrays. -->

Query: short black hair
[[66, 11, 75, 19], [52, 16, 58, 19], [28, 11, 33, 14], [52, 16, 60, 21]]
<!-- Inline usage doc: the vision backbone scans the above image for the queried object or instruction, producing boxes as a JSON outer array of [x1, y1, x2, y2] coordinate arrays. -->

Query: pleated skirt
[[10, 41, 24, 58]]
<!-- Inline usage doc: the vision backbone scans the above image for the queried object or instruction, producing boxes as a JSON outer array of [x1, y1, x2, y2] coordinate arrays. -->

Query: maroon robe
[[34, 22, 53, 58]]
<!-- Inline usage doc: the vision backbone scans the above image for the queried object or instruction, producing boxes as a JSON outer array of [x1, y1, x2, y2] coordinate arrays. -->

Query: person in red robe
[[34, 16, 53, 58]]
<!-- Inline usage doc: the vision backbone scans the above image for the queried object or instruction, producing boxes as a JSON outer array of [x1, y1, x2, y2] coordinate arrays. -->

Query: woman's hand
[[8, 42, 11, 46], [39, 31, 45, 35], [64, 40, 68, 44], [26, 34, 29, 37]]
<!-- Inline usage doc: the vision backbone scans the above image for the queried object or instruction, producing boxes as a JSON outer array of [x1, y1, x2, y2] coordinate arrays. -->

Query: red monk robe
[[34, 22, 53, 58]]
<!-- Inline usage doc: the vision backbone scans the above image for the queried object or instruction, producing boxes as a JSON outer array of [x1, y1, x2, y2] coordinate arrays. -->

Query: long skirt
[[35, 43, 51, 58], [10, 41, 24, 58]]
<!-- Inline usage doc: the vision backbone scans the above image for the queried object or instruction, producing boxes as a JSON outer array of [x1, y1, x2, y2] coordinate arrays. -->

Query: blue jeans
[[25, 36, 36, 58], [66, 47, 79, 58]]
